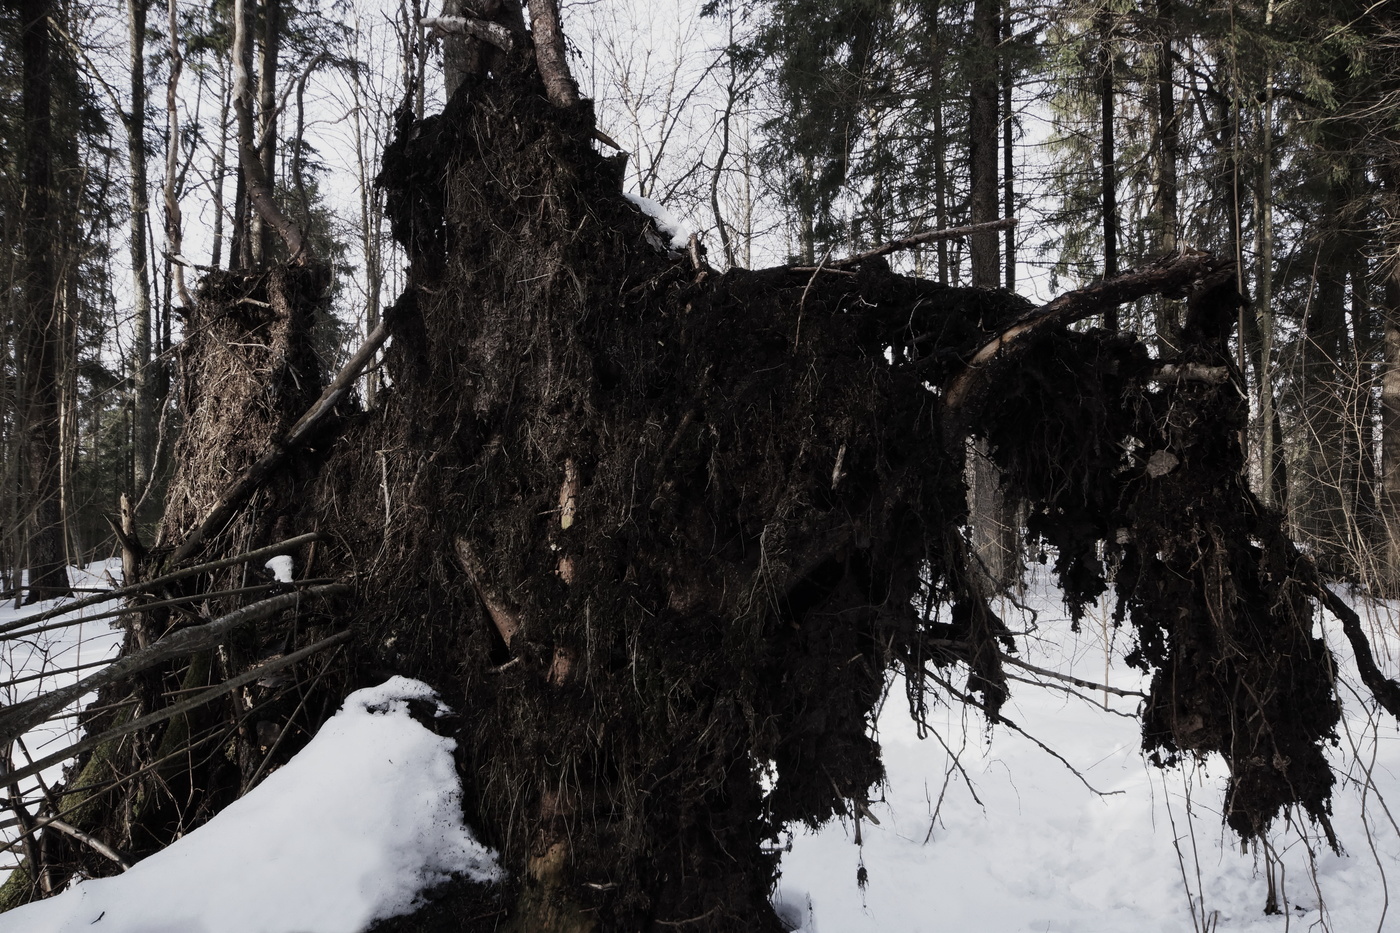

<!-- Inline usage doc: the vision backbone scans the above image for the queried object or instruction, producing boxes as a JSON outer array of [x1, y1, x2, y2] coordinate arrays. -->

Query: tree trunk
[[969, 0, 999, 289], [165, 0, 193, 312], [233, 0, 304, 264], [251, 0, 278, 265], [17, 0, 71, 603], [1001, 0, 1015, 293], [967, 0, 1013, 589], [930, 0, 949, 284], [126, 0, 156, 501], [1098, 6, 1118, 329], [1382, 251, 1400, 595], [1152, 0, 1180, 359], [1255, 64, 1285, 510]]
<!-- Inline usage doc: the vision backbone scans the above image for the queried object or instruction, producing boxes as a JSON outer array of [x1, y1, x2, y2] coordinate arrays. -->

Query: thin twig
[[793, 246, 833, 349], [12, 815, 132, 870], [999, 653, 1147, 698], [921, 667, 1123, 797]]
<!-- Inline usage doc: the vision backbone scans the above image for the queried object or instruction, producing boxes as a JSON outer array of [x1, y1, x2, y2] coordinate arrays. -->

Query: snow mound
[[0, 676, 500, 933]]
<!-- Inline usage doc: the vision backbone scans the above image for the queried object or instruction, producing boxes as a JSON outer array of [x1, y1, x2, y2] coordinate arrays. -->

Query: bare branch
[[168, 314, 394, 565], [944, 250, 1230, 412], [0, 534, 323, 636], [3, 630, 353, 787], [829, 218, 1017, 269], [420, 15, 516, 52], [0, 584, 350, 747]]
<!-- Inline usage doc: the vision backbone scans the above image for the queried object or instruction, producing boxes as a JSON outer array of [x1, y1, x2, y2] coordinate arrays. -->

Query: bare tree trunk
[[165, 0, 193, 311], [1154, 0, 1179, 358], [211, 46, 231, 270], [233, 0, 305, 264], [1098, 6, 1118, 329], [1001, 0, 1015, 292], [969, 0, 999, 290], [1302, 220, 1349, 573], [126, 0, 156, 499], [350, 41, 383, 407], [17, 0, 71, 603], [251, 0, 280, 265], [1255, 43, 1284, 510], [968, 0, 1013, 589], [931, 0, 949, 284], [526, 0, 578, 107], [1382, 250, 1400, 594], [1348, 253, 1379, 580]]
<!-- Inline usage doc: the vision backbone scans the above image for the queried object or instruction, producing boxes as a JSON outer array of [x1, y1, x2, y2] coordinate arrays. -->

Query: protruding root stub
[[513, 841, 595, 933]]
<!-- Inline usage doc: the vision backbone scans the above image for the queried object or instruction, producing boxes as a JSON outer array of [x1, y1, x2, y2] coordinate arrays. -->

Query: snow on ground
[[0, 676, 500, 933], [775, 571, 1400, 933], [2, 563, 1397, 932], [0, 564, 126, 870]]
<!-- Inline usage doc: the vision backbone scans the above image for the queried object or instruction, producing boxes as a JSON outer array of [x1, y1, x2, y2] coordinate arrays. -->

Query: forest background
[[3, 0, 1400, 601], [8, 0, 1400, 602]]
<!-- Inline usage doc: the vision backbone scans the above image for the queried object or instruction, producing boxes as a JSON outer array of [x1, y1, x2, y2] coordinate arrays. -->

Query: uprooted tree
[[3, 3, 1400, 930]]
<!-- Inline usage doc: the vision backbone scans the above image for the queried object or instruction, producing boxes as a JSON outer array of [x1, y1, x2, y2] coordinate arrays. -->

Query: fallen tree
[[3, 5, 1399, 931]]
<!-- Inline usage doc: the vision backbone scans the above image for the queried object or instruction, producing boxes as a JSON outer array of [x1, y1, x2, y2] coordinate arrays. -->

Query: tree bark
[[126, 0, 156, 499], [969, 0, 999, 289], [252, 0, 280, 265], [526, 0, 577, 107], [1383, 252, 1400, 594], [232, 0, 305, 264], [1098, 6, 1118, 329], [16, 0, 71, 603], [1001, 0, 1015, 292]]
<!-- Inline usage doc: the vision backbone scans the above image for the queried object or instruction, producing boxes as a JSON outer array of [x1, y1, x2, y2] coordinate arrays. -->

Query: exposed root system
[[25, 50, 1398, 933]]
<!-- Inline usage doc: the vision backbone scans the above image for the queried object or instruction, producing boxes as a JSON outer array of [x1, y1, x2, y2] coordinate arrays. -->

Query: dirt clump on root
[[979, 285, 1341, 843]]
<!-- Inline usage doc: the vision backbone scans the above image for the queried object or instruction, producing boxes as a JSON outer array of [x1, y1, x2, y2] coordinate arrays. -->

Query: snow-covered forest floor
[[1, 562, 1396, 932]]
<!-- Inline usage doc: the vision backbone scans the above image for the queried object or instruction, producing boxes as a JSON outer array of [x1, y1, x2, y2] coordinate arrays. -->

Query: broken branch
[[0, 534, 323, 635], [168, 313, 393, 566], [829, 218, 1017, 269], [0, 584, 350, 747], [944, 250, 1230, 412], [420, 15, 516, 52], [3, 629, 353, 787]]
